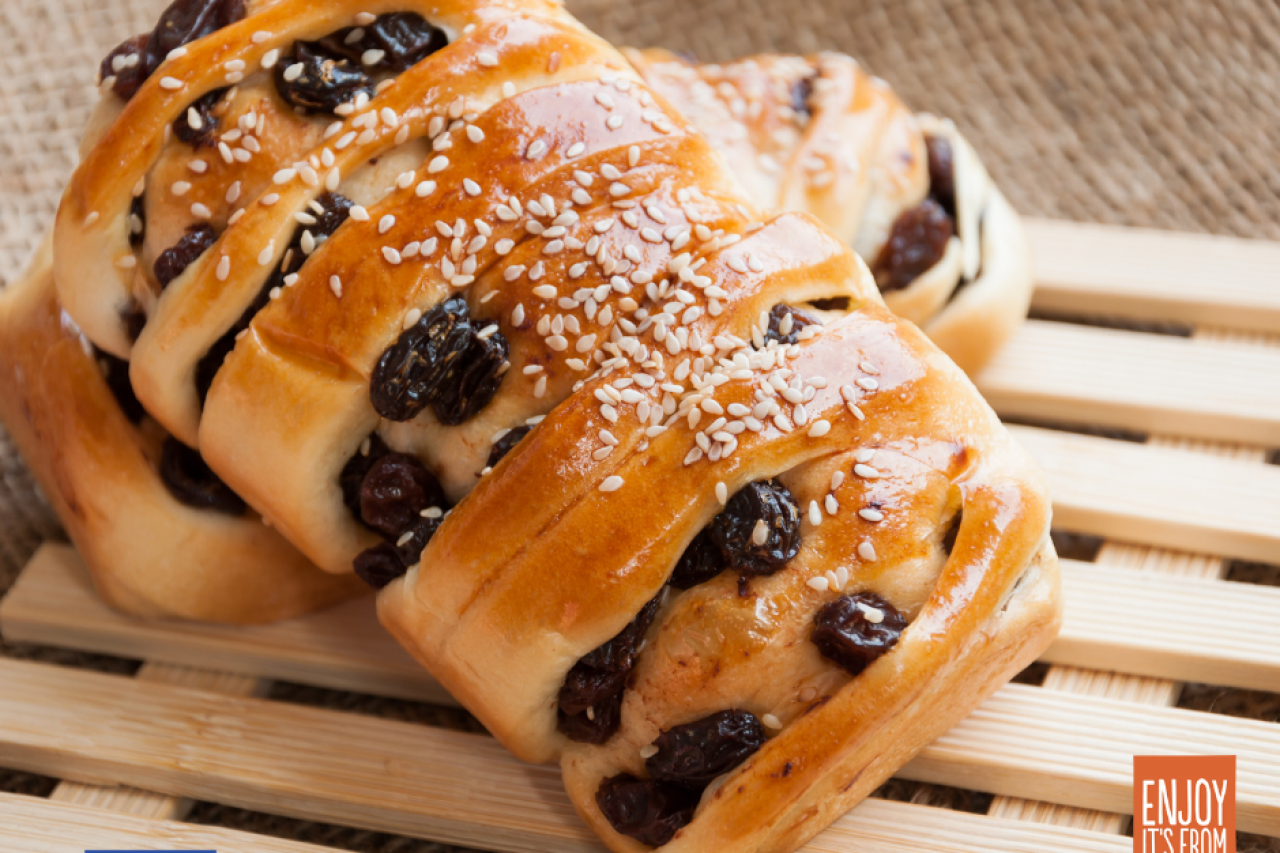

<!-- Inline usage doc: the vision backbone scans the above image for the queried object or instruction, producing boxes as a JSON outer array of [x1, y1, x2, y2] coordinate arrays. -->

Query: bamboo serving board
[[1, 217, 1279, 852]]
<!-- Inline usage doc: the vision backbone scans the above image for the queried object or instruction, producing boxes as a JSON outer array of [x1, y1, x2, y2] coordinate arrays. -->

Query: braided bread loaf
[[50, 0, 1059, 849], [627, 49, 1032, 375], [0, 241, 361, 623]]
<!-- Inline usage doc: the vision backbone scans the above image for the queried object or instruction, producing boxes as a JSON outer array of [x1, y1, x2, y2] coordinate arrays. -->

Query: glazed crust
[[53, 2, 1059, 851], [628, 50, 1033, 375], [0, 240, 361, 623]]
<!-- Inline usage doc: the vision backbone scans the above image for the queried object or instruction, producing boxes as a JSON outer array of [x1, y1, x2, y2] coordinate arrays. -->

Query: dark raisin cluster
[[790, 72, 816, 120], [342, 436, 450, 590], [100, 0, 246, 101], [811, 592, 906, 676], [158, 436, 246, 515], [762, 303, 819, 347], [370, 296, 509, 426], [194, 192, 354, 404], [872, 134, 959, 294], [557, 594, 662, 744], [667, 530, 723, 590], [486, 424, 532, 468], [315, 13, 448, 71], [595, 774, 699, 848], [154, 224, 217, 289], [708, 480, 802, 577], [597, 710, 766, 846], [173, 87, 229, 147], [274, 14, 446, 115]]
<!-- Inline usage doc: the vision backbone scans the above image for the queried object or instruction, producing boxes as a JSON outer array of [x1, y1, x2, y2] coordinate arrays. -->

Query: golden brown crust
[[0, 242, 362, 623], [53, 4, 1058, 851], [628, 50, 1033, 375]]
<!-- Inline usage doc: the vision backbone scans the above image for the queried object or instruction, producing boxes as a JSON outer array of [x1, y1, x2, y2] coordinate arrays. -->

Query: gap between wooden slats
[[975, 320, 1280, 446], [989, 327, 1279, 841], [1024, 219, 1280, 334], [6, 541, 1280, 698]]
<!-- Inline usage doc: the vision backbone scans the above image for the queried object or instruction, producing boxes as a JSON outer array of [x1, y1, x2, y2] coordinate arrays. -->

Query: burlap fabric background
[[1, 0, 1278, 848]]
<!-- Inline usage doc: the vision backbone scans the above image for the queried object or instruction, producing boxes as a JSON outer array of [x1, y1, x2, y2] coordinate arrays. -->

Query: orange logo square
[[1134, 755, 1236, 853]]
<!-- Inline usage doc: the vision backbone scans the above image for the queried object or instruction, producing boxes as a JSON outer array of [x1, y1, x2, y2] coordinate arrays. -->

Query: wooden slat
[[1008, 424, 1280, 562], [0, 545, 450, 705], [0, 790, 1128, 853], [0, 792, 340, 853], [1025, 219, 1280, 334], [0, 658, 1276, 839], [7, 543, 1280, 699], [1050, 559, 1280, 692], [975, 320, 1280, 445], [47, 661, 267, 820]]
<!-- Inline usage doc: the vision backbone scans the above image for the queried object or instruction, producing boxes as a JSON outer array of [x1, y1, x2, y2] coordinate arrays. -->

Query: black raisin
[[358, 452, 447, 539], [352, 514, 442, 589], [811, 592, 907, 676], [872, 198, 953, 294], [274, 41, 374, 115], [558, 594, 662, 743], [173, 87, 228, 147], [709, 480, 802, 577], [316, 13, 447, 72], [668, 530, 725, 590], [353, 541, 407, 590], [100, 0, 245, 102], [340, 433, 391, 517], [100, 35, 152, 101], [557, 690, 623, 745], [596, 774, 698, 847], [194, 193, 353, 403], [646, 710, 765, 789], [370, 297, 508, 425], [432, 328, 509, 426], [158, 436, 246, 515], [154, 224, 217, 289], [95, 349, 146, 424], [487, 424, 532, 468], [128, 195, 146, 248], [790, 73, 816, 119], [762, 303, 820, 347], [925, 135, 956, 218], [150, 0, 245, 60]]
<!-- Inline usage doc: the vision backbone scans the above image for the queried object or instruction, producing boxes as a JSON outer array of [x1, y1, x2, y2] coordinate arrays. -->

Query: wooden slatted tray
[[1, 217, 1278, 852]]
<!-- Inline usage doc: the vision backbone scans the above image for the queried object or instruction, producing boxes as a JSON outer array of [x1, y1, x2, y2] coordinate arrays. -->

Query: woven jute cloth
[[1, 0, 1278, 848]]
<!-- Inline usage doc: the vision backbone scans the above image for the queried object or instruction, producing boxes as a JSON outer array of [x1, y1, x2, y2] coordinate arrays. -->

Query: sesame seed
[[350, 205, 370, 222], [463, 179, 482, 196], [532, 284, 557, 299], [761, 714, 782, 730], [854, 448, 876, 463], [428, 155, 449, 173], [808, 501, 823, 526], [382, 246, 403, 264], [527, 140, 547, 159], [115, 255, 137, 270], [858, 541, 877, 561], [216, 256, 231, 280], [355, 11, 377, 24], [857, 377, 879, 391], [639, 744, 659, 759], [477, 50, 498, 67], [282, 63, 304, 82], [606, 115, 624, 130], [466, 125, 485, 143], [403, 308, 422, 329], [191, 203, 212, 219], [159, 76, 184, 90], [715, 482, 727, 505], [547, 335, 569, 352], [329, 276, 343, 298], [807, 576, 829, 591], [825, 494, 839, 515], [262, 48, 280, 68], [599, 476, 624, 493], [859, 508, 884, 522], [379, 215, 396, 234], [362, 48, 386, 66], [257, 242, 275, 265], [751, 519, 769, 546], [808, 419, 831, 437], [854, 463, 880, 479], [860, 361, 880, 375], [502, 81, 517, 98]]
